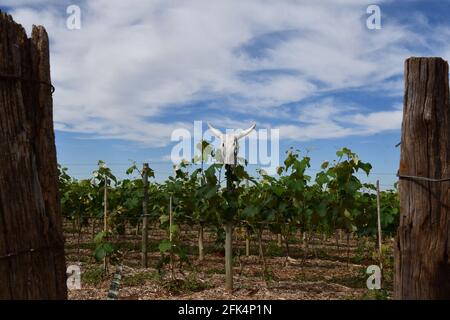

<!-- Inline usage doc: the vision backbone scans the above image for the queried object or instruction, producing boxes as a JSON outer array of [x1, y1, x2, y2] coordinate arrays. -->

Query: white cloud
[[344, 110, 403, 133], [6, 0, 448, 146], [278, 98, 402, 141]]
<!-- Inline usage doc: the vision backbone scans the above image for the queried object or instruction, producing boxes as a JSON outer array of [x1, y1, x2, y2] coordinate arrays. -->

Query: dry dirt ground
[[65, 226, 393, 300]]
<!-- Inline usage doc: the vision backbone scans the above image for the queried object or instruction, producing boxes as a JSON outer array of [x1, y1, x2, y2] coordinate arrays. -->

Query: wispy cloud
[[279, 98, 402, 141]]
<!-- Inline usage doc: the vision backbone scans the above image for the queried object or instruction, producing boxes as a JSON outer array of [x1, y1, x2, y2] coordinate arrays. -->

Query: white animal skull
[[208, 122, 256, 165]]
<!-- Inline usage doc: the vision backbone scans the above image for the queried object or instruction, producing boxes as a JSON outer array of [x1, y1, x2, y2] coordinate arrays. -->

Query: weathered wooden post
[[376, 180, 383, 270], [141, 163, 149, 268], [198, 224, 205, 261], [395, 57, 450, 299], [169, 195, 175, 280], [224, 164, 235, 292], [277, 234, 282, 248], [245, 229, 251, 257], [103, 176, 109, 273], [0, 13, 67, 299], [103, 177, 109, 232]]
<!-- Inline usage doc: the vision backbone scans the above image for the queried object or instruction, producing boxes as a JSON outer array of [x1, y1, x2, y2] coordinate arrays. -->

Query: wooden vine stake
[[224, 221, 233, 292], [103, 177, 109, 273], [198, 225, 204, 261], [395, 57, 450, 299], [141, 163, 149, 268], [245, 180, 250, 257], [245, 230, 250, 257], [224, 164, 234, 293], [0, 13, 67, 299], [376, 180, 383, 271], [169, 195, 175, 280]]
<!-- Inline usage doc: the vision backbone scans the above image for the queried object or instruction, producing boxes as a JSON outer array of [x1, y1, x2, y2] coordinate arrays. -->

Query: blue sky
[[2, 0, 450, 188]]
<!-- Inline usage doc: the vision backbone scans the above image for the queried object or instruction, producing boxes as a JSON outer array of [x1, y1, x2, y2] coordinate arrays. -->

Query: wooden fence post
[[103, 177, 109, 273], [245, 229, 251, 257], [224, 164, 234, 293], [395, 57, 450, 299], [376, 180, 383, 271], [0, 13, 66, 299], [141, 163, 149, 268], [104, 177, 108, 232], [198, 224, 205, 261], [169, 195, 175, 280], [277, 234, 282, 248]]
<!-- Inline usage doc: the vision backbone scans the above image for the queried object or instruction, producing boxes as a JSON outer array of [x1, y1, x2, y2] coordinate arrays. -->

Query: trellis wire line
[[0, 73, 55, 94], [65, 171, 174, 175], [397, 174, 450, 183], [60, 163, 398, 176], [76, 217, 326, 227], [0, 243, 64, 260], [60, 162, 170, 166], [65, 219, 301, 229]]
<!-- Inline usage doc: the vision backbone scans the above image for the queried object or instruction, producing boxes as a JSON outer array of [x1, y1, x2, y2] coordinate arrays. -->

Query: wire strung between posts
[[0, 243, 64, 261], [397, 174, 450, 183], [0, 73, 55, 94]]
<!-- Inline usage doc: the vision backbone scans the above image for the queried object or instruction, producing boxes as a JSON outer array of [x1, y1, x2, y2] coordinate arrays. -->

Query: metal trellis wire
[[0, 243, 64, 261], [0, 73, 55, 94], [397, 173, 450, 183]]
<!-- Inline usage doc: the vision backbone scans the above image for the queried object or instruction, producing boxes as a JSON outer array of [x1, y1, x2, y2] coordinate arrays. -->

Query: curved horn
[[237, 122, 256, 140], [207, 122, 223, 138]]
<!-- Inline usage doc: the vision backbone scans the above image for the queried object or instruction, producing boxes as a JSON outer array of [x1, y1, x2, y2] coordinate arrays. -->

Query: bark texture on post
[[198, 225, 204, 261], [141, 163, 149, 268], [245, 231, 250, 257], [0, 13, 67, 299], [224, 164, 234, 292], [224, 222, 233, 292], [395, 57, 450, 299]]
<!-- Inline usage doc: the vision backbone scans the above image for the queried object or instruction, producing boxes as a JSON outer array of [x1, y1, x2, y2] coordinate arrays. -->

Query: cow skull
[[208, 122, 256, 165]]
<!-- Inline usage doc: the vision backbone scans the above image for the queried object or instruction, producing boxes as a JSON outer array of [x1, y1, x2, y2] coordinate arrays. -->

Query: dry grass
[[65, 226, 393, 300]]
